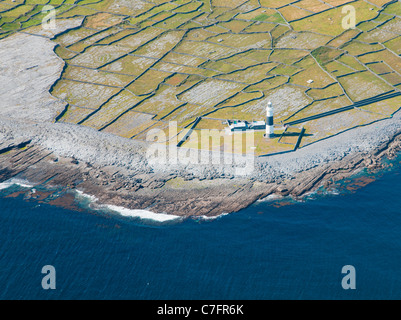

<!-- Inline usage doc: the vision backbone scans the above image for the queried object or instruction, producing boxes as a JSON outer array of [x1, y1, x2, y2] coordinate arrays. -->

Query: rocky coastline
[[1, 28, 401, 219], [0, 114, 401, 218]]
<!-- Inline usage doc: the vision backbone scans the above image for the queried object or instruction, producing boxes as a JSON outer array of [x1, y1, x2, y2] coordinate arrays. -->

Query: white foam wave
[[0, 182, 13, 191], [197, 212, 229, 221], [105, 204, 182, 223], [74, 190, 181, 223], [75, 189, 98, 202], [0, 178, 34, 190], [258, 194, 283, 202]]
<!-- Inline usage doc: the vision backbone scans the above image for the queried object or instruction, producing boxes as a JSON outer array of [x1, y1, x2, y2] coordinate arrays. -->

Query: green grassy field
[[2, 0, 400, 155]]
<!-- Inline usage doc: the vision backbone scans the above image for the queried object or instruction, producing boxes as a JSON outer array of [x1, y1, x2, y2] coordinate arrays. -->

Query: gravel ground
[[0, 19, 82, 123]]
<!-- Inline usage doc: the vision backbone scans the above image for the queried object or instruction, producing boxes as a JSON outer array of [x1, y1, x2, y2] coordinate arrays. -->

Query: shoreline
[[0, 114, 400, 218], [1, 29, 401, 218]]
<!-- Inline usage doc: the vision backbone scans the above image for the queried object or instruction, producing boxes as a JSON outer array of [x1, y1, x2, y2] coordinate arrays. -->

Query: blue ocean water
[[1, 162, 401, 299]]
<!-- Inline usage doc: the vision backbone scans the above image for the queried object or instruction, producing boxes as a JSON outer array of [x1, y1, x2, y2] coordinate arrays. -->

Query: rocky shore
[[0, 112, 401, 218]]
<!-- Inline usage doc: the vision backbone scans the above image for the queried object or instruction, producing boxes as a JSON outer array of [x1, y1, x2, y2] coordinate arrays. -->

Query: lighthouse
[[266, 101, 274, 138]]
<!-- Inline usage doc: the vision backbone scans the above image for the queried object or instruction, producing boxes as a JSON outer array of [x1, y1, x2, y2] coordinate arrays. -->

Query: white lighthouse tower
[[266, 101, 274, 138]]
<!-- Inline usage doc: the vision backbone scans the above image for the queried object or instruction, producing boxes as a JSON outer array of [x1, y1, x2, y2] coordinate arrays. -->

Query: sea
[[1, 155, 401, 300]]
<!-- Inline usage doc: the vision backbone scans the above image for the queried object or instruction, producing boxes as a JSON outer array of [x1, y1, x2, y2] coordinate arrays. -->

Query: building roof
[[230, 121, 247, 128], [250, 121, 265, 126]]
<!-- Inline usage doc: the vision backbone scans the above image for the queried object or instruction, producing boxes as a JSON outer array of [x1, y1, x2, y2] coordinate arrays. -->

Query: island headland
[[1, 1, 401, 218]]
